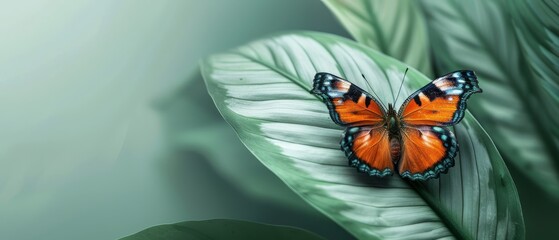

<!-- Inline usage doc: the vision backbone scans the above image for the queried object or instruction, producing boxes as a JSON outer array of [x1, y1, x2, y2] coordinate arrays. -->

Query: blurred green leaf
[[323, 0, 433, 76], [508, 0, 559, 170], [120, 219, 325, 240], [419, 0, 559, 197], [201, 32, 524, 240]]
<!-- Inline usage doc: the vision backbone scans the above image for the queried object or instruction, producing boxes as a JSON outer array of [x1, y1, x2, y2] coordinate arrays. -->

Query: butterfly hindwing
[[341, 126, 393, 177], [399, 126, 457, 180], [399, 70, 482, 126], [311, 72, 386, 127]]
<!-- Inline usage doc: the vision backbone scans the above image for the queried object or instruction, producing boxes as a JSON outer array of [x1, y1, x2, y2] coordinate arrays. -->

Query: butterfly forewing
[[398, 70, 482, 126], [312, 73, 386, 127], [397, 70, 481, 180], [312, 73, 393, 176]]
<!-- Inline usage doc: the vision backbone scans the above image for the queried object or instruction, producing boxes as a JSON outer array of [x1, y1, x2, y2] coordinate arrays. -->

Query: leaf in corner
[[201, 31, 524, 239], [322, 0, 433, 76], [120, 219, 325, 240], [419, 0, 559, 197]]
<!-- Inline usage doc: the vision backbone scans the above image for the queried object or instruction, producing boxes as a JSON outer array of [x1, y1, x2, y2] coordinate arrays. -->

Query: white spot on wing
[[328, 91, 345, 98], [445, 89, 463, 95]]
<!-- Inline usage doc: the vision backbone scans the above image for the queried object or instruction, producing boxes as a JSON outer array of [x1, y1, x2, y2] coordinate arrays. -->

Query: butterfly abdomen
[[390, 138, 401, 163]]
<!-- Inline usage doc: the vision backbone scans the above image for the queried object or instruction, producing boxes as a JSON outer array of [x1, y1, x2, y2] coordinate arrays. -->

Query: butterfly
[[311, 70, 482, 180]]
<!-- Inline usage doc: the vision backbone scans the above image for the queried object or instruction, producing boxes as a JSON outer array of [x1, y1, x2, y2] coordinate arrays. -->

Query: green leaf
[[120, 219, 325, 240], [508, 0, 559, 182], [419, 0, 559, 197], [322, 0, 433, 76], [201, 31, 524, 240], [508, 0, 559, 108]]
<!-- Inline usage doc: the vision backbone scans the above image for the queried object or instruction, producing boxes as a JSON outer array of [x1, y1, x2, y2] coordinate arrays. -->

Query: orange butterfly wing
[[398, 126, 457, 180], [341, 126, 393, 176], [398, 70, 481, 180], [312, 73, 393, 176], [399, 70, 482, 126], [311, 73, 386, 127]]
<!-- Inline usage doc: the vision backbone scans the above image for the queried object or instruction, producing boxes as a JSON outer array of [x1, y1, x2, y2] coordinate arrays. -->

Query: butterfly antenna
[[361, 74, 386, 106], [393, 68, 408, 104]]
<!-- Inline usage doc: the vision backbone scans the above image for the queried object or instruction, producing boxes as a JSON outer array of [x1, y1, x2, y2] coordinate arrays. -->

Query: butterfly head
[[387, 103, 398, 117]]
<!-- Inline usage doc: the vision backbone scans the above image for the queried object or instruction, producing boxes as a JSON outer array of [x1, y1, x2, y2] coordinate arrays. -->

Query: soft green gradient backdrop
[[0, 1, 352, 239]]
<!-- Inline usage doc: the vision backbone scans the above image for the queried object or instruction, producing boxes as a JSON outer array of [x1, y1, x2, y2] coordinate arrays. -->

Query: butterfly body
[[311, 71, 481, 181], [385, 103, 402, 164]]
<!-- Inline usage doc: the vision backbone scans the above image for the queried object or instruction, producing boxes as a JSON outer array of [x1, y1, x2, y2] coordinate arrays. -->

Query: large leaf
[[120, 219, 325, 240], [201, 32, 524, 239], [322, 0, 433, 76], [419, 0, 559, 197]]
